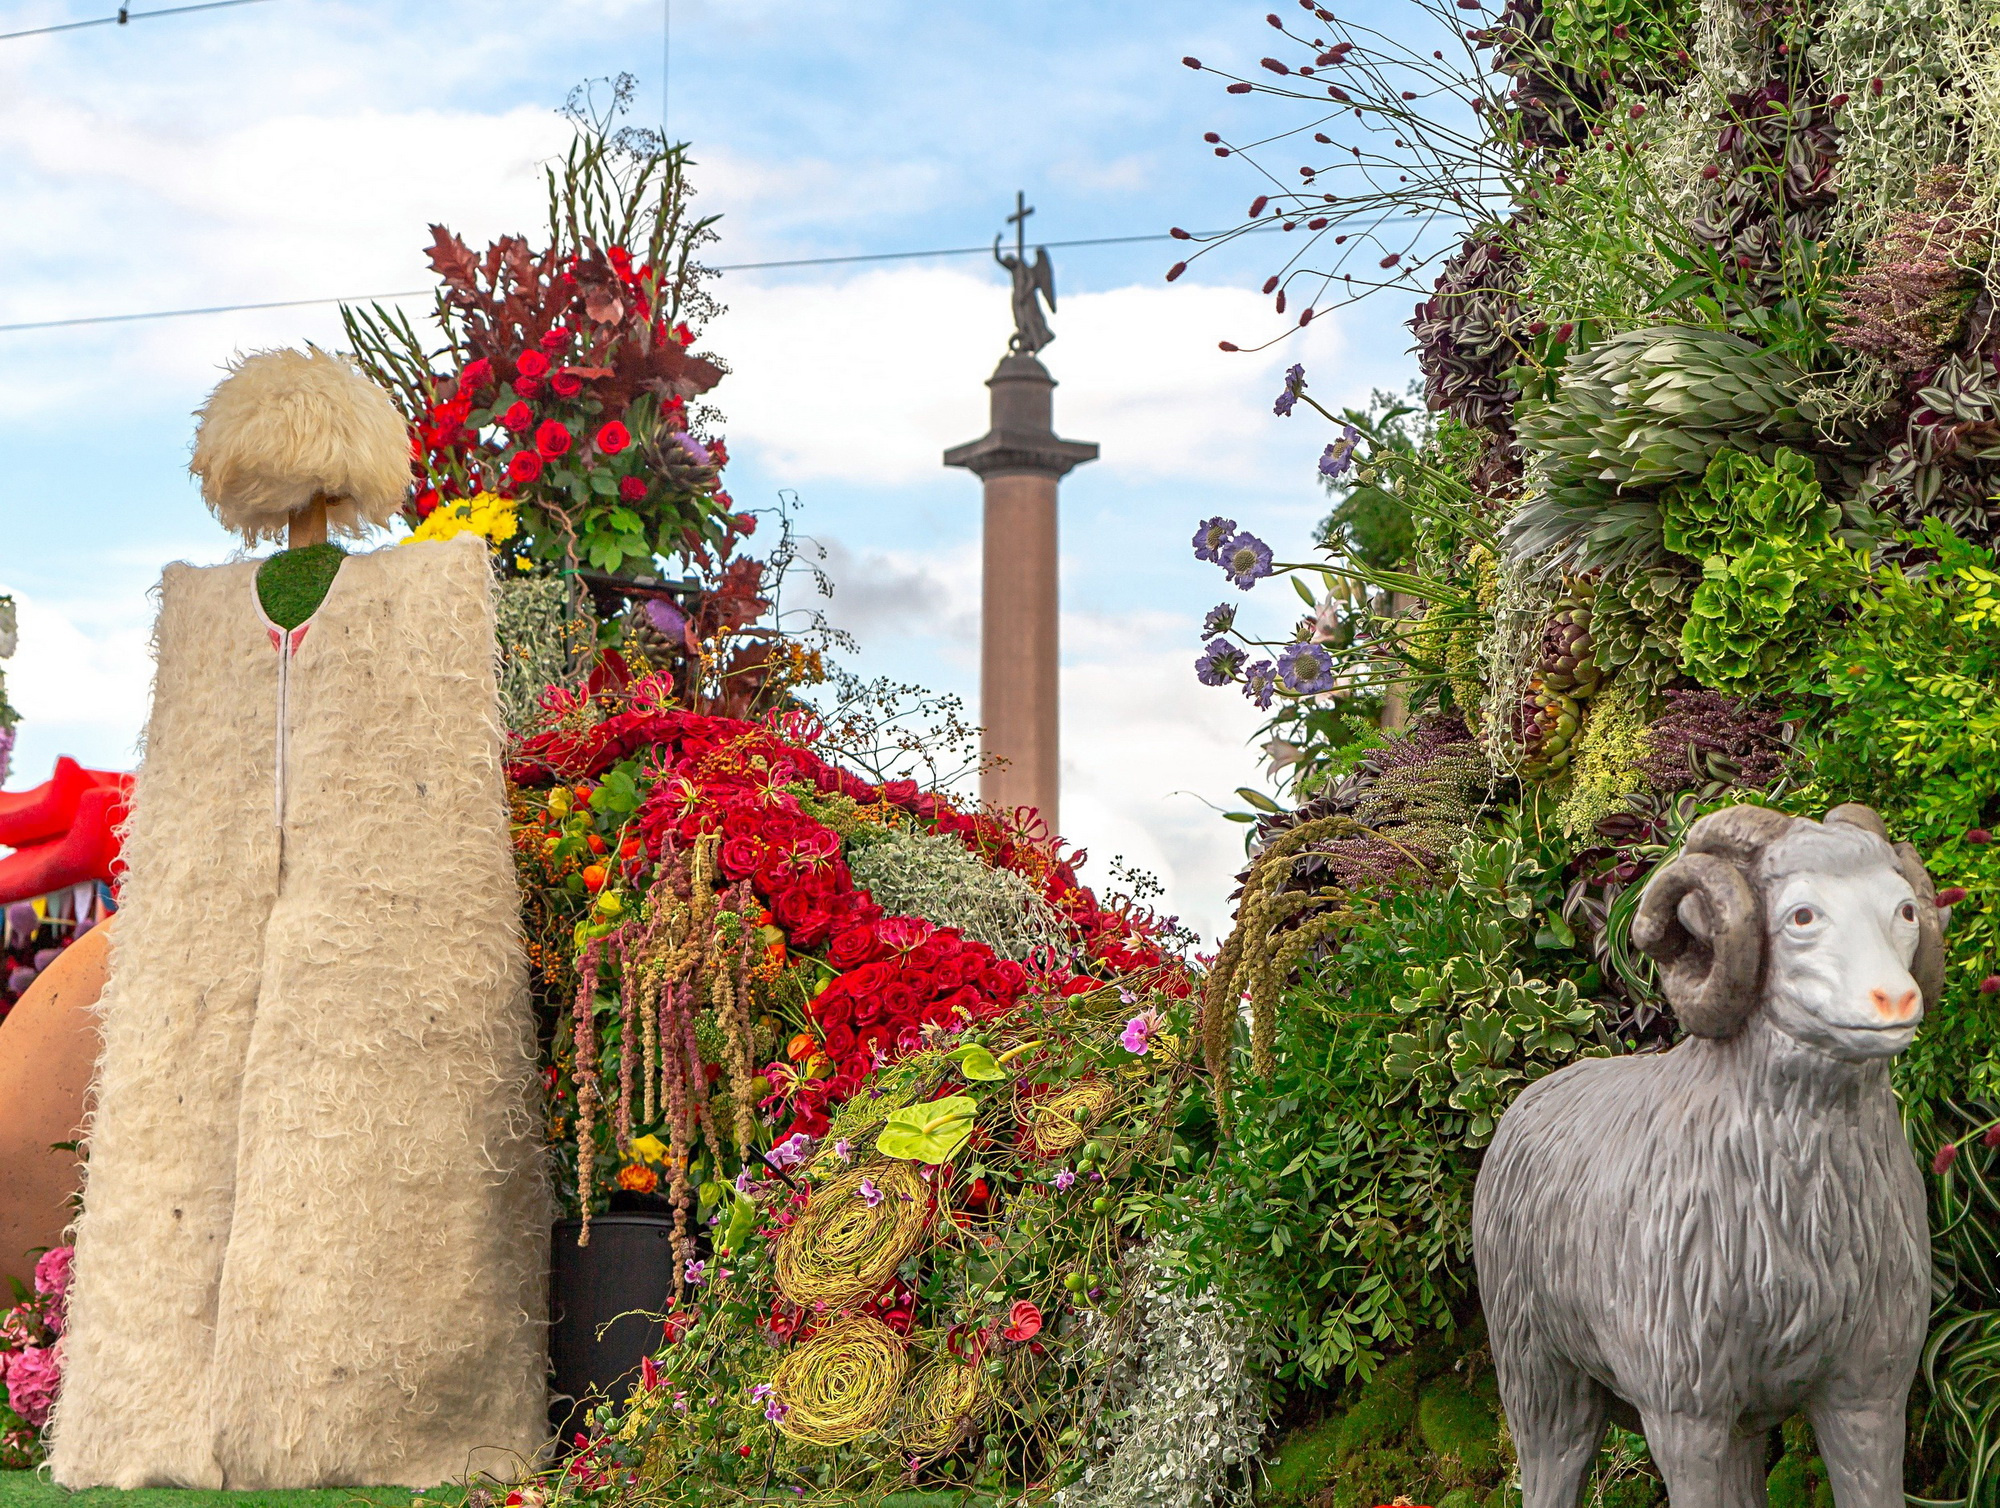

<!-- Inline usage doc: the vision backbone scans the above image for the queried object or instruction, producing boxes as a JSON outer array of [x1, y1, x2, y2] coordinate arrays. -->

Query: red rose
[[858, 1023, 892, 1058], [880, 981, 920, 1021], [851, 993, 884, 1027], [541, 327, 571, 352], [597, 421, 632, 455], [827, 926, 880, 969], [718, 834, 760, 879], [500, 400, 533, 432], [517, 349, 551, 378], [734, 512, 758, 535], [507, 450, 544, 484], [930, 956, 966, 991], [512, 375, 542, 399], [550, 369, 584, 398], [536, 420, 573, 458], [459, 358, 493, 392], [822, 1023, 856, 1059], [847, 961, 896, 995], [619, 475, 648, 502]]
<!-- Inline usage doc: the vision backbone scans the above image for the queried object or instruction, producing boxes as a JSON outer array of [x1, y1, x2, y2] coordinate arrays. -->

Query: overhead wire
[[0, 229, 1289, 335], [0, 0, 275, 43]]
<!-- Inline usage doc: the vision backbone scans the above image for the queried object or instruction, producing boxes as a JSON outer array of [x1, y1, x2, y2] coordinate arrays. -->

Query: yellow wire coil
[[895, 1344, 989, 1456], [771, 1315, 909, 1446], [1021, 1079, 1118, 1157], [773, 1160, 930, 1309]]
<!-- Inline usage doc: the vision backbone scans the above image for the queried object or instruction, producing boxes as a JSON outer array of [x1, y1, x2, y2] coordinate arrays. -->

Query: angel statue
[[994, 192, 1057, 355]]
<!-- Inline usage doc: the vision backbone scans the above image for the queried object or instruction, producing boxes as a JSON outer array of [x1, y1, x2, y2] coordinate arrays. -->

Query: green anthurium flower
[[876, 1095, 979, 1163], [946, 1044, 1006, 1082]]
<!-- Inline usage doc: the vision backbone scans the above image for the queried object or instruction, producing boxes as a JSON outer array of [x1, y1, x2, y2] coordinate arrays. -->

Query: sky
[[0, 0, 1436, 942]]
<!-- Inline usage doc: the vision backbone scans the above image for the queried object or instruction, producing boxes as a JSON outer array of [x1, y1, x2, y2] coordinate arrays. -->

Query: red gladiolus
[[507, 450, 543, 485], [1001, 1301, 1042, 1343], [517, 349, 551, 378], [536, 420, 573, 459], [500, 400, 533, 432], [619, 476, 647, 501], [597, 421, 632, 455]]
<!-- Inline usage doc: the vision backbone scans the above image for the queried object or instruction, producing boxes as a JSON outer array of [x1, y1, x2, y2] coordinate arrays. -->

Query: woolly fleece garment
[[51, 534, 548, 1489]]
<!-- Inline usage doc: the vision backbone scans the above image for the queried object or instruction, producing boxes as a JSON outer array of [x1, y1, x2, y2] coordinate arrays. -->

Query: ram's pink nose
[[1870, 987, 1920, 1022]]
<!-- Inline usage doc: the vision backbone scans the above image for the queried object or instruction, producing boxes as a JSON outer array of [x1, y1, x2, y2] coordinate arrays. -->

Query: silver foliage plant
[[1053, 1247, 1266, 1508], [843, 823, 1070, 963]]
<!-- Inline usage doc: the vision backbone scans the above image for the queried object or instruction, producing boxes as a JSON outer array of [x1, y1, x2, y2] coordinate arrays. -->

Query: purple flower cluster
[[1274, 363, 1306, 417], [1195, 637, 1247, 686], [1320, 423, 1362, 481]]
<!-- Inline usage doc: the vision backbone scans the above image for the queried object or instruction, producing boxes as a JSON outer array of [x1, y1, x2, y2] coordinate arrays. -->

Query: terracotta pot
[[0, 920, 107, 1292]]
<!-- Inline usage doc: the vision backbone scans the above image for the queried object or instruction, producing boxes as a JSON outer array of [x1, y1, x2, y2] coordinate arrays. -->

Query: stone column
[[944, 353, 1096, 833]]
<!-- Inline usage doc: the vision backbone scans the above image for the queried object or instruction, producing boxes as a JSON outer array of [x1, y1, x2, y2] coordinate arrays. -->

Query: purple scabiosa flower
[[1193, 515, 1238, 563], [1195, 636, 1246, 687], [1274, 363, 1306, 416], [1202, 602, 1237, 636], [1221, 531, 1275, 590], [1320, 423, 1362, 480], [1277, 641, 1337, 694], [1054, 1169, 1077, 1192], [859, 1177, 883, 1207], [1244, 659, 1278, 709]]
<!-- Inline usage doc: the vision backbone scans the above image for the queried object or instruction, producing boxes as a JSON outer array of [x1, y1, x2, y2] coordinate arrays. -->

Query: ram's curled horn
[[1632, 851, 1764, 1037], [1825, 803, 1947, 1006]]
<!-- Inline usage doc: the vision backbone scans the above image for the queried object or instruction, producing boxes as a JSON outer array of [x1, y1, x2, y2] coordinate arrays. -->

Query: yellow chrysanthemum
[[403, 491, 520, 548]]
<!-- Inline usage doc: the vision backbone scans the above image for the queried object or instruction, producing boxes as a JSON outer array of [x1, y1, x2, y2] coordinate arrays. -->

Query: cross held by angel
[[995, 191, 1057, 356]]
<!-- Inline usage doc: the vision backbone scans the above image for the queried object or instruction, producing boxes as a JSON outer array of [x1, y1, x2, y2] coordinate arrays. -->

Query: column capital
[[944, 352, 1098, 481]]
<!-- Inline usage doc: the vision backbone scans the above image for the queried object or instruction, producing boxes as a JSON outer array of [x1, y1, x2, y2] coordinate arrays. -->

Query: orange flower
[[616, 1163, 659, 1193], [582, 864, 607, 891], [786, 1032, 819, 1063]]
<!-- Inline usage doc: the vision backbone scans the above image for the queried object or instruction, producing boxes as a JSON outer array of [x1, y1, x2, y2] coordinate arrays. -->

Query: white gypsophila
[[1053, 1247, 1266, 1508]]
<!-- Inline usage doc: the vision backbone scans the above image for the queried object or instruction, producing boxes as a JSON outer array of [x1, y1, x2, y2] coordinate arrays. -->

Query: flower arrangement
[[0, 1246, 71, 1466]]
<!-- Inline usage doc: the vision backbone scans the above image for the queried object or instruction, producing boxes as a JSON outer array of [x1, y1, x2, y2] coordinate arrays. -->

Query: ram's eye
[[1900, 900, 1919, 923], [1791, 906, 1816, 927]]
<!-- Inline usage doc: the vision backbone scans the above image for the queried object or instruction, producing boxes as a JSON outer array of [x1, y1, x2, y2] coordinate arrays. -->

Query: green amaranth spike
[[256, 543, 347, 630]]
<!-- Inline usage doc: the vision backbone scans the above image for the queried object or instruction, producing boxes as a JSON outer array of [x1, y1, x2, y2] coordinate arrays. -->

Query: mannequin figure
[[51, 348, 548, 1488]]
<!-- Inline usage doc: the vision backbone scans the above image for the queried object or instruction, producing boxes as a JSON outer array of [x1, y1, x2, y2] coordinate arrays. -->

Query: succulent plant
[[1863, 352, 2000, 548], [1590, 560, 1697, 694], [1680, 536, 1863, 693], [1514, 325, 1817, 494], [1410, 232, 1526, 450], [1472, 0, 1607, 152], [1659, 446, 1839, 562], [1517, 581, 1606, 778], [1688, 78, 1840, 297]]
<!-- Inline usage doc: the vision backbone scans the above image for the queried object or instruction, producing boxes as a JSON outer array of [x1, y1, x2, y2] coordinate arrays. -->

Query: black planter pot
[[549, 1214, 677, 1428]]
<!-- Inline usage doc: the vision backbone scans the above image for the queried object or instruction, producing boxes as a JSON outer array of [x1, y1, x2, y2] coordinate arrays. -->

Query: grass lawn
[[0, 1475, 457, 1508]]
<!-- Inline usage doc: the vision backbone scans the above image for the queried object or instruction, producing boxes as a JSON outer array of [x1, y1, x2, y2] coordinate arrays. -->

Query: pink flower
[[6, 1345, 58, 1427], [859, 1177, 883, 1207], [1120, 1010, 1161, 1055], [1053, 1169, 1076, 1192], [34, 1245, 71, 1333]]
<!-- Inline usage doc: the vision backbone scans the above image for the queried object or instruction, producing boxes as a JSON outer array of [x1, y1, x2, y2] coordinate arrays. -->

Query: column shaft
[[979, 472, 1060, 830]]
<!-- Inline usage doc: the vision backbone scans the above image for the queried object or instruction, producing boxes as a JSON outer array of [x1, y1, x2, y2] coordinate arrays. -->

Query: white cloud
[[1, 589, 154, 777], [711, 265, 1310, 489]]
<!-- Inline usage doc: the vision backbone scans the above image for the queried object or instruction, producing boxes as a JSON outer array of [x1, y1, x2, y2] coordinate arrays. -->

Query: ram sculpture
[[1473, 803, 1945, 1508]]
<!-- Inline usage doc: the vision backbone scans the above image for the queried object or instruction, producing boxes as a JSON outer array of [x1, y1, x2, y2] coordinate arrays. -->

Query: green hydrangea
[[1660, 447, 1840, 562], [1681, 538, 1866, 693]]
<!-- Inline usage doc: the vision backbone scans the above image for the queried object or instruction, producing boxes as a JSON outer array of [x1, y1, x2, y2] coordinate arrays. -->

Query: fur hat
[[189, 347, 411, 544]]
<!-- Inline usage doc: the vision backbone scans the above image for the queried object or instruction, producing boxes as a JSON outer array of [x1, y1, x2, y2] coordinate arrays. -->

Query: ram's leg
[[1808, 1395, 1906, 1508], [1502, 1358, 1608, 1508], [1640, 1412, 1767, 1508]]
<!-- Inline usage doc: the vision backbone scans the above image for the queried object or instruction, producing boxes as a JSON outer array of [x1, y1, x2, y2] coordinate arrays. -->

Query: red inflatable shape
[[0, 763, 133, 907]]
